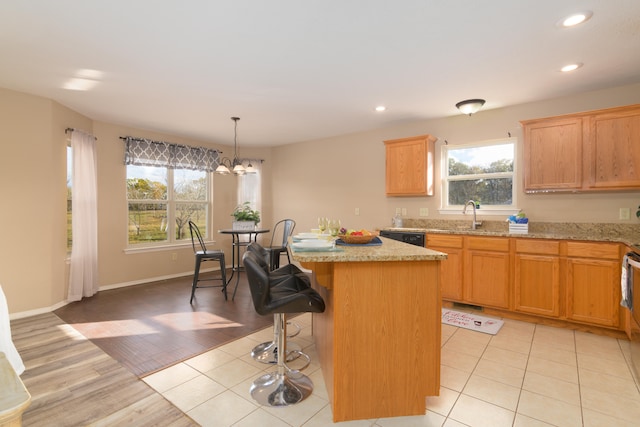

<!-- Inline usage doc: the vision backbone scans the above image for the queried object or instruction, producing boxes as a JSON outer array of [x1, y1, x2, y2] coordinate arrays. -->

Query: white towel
[[0, 285, 25, 375], [621, 253, 640, 310]]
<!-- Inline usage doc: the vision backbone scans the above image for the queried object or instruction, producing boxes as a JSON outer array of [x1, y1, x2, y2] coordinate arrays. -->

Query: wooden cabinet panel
[[464, 237, 510, 309], [566, 257, 620, 327], [384, 134, 436, 196], [566, 241, 619, 259], [587, 106, 640, 189], [521, 104, 640, 192], [522, 117, 583, 191], [514, 253, 560, 317], [427, 234, 463, 300]]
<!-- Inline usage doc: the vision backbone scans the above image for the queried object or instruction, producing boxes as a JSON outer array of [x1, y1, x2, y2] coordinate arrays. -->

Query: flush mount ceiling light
[[558, 11, 593, 28], [456, 99, 486, 116], [215, 117, 256, 175], [561, 63, 583, 72], [375, 105, 387, 112]]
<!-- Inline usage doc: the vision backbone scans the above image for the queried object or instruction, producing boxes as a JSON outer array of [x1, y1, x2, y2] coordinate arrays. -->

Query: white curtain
[[237, 161, 263, 242], [68, 130, 99, 301]]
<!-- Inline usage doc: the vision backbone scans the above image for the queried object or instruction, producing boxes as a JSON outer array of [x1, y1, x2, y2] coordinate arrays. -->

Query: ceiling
[[1, 1, 639, 147]]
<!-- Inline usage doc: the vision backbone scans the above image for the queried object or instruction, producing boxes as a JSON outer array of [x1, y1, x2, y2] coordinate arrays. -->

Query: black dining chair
[[188, 221, 228, 304], [265, 219, 296, 271]]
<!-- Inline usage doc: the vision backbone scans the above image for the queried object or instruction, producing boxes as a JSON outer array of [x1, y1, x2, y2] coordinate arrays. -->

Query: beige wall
[[2, 83, 639, 316], [271, 83, 640, 233]]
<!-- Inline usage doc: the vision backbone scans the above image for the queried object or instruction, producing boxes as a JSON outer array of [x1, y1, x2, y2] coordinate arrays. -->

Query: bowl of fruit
[[338, 228, 377, 244]]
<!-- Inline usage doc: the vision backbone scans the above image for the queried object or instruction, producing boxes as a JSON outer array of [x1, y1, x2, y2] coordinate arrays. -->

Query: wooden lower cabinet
[[565, 242, 621, 327], [463, 236, 511, 309], [427, 234, 463, 300], [514, 239, 561, 317]]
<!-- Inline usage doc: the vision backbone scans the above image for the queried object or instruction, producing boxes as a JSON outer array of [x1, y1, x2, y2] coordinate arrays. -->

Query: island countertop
[[288, 236, 447, 263]]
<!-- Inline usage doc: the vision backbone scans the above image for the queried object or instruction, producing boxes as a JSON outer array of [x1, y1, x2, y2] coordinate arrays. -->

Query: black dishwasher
[[379, 230, 425, 247]]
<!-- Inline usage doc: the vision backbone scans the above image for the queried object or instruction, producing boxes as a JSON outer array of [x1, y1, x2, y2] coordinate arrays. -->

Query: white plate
[[292, 240, 333, 249], [294, 233, 322, 239]]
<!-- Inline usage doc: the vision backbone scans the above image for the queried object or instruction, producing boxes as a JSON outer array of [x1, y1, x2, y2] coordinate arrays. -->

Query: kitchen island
[[289, 236, 446, 422]]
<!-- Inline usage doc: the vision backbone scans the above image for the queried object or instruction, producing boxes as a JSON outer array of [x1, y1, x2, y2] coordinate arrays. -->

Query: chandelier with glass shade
[[215, 117, 257, 175]]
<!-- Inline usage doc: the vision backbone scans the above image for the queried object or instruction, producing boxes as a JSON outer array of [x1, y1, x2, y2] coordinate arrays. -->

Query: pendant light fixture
[[215, 117, 256, 175], [456, 99, 486, 116]]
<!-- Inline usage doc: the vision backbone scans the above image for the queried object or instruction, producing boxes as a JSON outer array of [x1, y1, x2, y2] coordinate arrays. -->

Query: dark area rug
[[54, 274, 274, 377]]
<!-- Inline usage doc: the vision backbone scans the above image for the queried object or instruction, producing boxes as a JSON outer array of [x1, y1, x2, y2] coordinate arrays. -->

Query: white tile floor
[[143, 313, 640, 427]]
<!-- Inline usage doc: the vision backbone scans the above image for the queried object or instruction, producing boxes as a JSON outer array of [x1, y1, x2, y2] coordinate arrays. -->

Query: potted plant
[[231, 202, 261, 230]]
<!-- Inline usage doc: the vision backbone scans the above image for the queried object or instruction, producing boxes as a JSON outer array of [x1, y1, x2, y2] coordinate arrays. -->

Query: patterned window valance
[[123, 136, 221, 172]]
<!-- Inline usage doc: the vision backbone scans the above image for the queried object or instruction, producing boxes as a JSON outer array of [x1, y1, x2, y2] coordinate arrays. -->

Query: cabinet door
[[427, 234, 463, 300], [384, 135, 436, 196], [522, 117, 583, 191], [514, 254, 560, 317], [464, 237, 510, 309], [587, 105, 640, 189], [566, 258, 620, 327]]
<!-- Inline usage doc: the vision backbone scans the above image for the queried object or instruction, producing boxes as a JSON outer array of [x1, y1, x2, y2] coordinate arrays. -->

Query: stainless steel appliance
[[623, 251, 640, 388], [379, 230, 425, 247]]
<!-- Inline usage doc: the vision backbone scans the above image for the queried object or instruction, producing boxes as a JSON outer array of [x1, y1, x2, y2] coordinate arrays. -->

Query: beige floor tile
[[526, 356, 578, 384], [463, 374, 521, 411], [473, 359, 525, 388], [232, 407, 292, 427], [501, 318, 536, 335], [449, 394, 515, 427], [187, 389, 257, 427], [529, 341, 577, 366], [377, 411, 446, 427], [481, 346, 529, 370], [451, 328, 493, 346], [579, 367, 640, 396], [218, 336, 262, 357], [426, 386, 460, 417], [440, 364, 472, 392], [513, 413, 555, 427], [574, 331, 624, 360], [517, 390, 582, 427], [442, 419, 469, 427], [577, 352, 633, 379], [142, 361, 201, 392], [582, 408, 640, 427], [162, 374, 227, 412], [441, 347, 480, 372], [442, 337, 487, 359], [184, 347, 237, 373], [204, 358, 264, 388], [580, 386, 640, 424], [301, 404, 374, 427], [522, 371, 580, 406], [532, 326, 575, 353], [263, 393, 327, 426], [488, 333, 532, 355]]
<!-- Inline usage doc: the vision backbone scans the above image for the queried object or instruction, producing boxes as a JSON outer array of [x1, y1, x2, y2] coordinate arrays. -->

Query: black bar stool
[[188, 221, 227, 304]]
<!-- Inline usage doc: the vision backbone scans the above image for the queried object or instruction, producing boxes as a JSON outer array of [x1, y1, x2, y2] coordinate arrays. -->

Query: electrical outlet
[[171, 252, 178, 261], [419, 208, 429, 217], [620, 207, 630, 220], [355, 207, 360, 216], [395, 207, 401, 214], [401, 208, 407, 216]]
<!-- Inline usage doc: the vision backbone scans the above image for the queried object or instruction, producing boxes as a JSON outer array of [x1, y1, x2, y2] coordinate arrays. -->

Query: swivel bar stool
[[243, 251, 325, 406], [247, 242, 307, 364]]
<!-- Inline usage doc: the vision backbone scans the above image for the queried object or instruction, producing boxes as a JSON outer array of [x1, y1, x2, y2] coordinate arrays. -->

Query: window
[[127, 165, 209, 246], [442, 138, 515, 211]]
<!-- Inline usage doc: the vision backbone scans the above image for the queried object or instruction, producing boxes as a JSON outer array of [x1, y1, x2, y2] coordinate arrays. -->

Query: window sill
[[123, 242, 211, 254], [438, 208, 521, 216]]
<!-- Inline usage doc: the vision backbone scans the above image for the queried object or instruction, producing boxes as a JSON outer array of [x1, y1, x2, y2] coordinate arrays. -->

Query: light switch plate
[[401, 208, 407, 216], [419, 208, 429, 217], [620, 207, 630, 220]]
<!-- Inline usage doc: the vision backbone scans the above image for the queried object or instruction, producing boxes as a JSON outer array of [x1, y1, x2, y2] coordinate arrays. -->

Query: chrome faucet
[[462, 200, 482, 230]]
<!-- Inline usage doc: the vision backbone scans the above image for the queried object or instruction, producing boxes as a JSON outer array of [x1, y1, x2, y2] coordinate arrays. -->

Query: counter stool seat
[[243, 251, 325, 406]]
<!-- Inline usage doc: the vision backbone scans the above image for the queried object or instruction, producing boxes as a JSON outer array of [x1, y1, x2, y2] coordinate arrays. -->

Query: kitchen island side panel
[[309, 260, 441, 422]]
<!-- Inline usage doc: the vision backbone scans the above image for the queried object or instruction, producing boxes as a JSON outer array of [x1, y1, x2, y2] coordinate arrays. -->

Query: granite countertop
[[288, 236, 447, 263], [381, 219, 640, 248]]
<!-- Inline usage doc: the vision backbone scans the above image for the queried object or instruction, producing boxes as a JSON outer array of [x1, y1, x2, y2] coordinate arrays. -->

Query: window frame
[[438, 137, 520, 216], [125, 165, 212, 251]]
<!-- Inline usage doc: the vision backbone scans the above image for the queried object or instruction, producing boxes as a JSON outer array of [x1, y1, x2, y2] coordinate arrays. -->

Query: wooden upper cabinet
[[522, 117, 583, 191], [586, 105, 640, 189], [521, 104, 640, 192], [384, 134, 437, 196]]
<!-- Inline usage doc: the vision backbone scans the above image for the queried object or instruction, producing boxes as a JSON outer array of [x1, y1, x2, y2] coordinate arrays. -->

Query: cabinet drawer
[[466, 236, 510, 252], [566, 241, 620, 259], [427, 234, 463, 249], [515, 239, 560, 255]]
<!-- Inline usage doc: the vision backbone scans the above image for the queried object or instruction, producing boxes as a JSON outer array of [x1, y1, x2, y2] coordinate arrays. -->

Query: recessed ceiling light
[[375, 106, 386, 112], [560, 63, 583, 72], [559, 11, 593, 28], [63, 78, 99, 91]]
